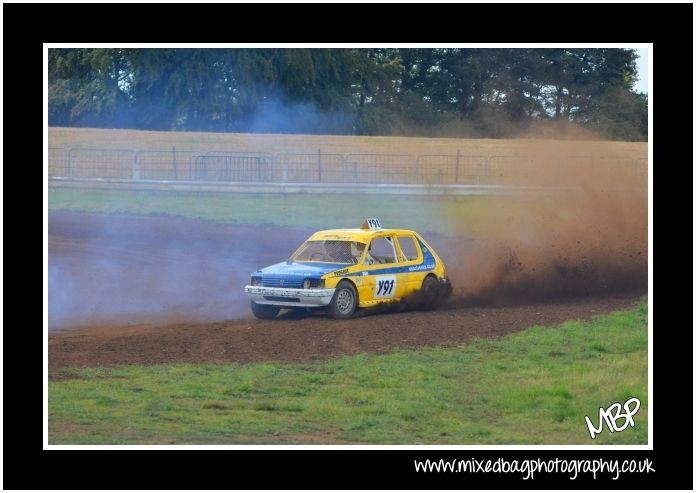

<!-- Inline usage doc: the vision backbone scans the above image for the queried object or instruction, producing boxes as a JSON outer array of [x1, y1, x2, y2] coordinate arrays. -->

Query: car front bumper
[[244, 285, 336, 308]]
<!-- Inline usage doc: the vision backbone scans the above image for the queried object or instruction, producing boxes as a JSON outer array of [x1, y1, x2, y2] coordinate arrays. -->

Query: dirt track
[[48, 211, 645, 375], [49, 293, 641, 374]]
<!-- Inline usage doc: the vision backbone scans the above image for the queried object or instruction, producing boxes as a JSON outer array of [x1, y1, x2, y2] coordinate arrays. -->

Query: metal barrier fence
[[136, 149, 199, 180], [343, 154, 415, 184], [68, 148, 137, 179], [193, 152, 275, 181], [47, 147, 648, 185], [417, 154, 488, 184], [275, 152, 344, 182], [48, 147, 67, 176], [489, 155, 534, 173]]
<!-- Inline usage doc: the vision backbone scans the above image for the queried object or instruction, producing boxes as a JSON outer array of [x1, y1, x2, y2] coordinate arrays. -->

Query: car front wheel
[[327, 281, 358, 319], [250, 301, 280, 320]]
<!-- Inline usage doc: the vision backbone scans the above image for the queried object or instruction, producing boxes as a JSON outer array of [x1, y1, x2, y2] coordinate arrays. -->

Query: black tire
[[250, 301, 280, 320], [419, 276, 440, 311], [327, 281, 358, 319]]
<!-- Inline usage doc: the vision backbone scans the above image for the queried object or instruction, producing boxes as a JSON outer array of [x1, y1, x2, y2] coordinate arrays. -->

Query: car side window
[[397, 236, 419, 261], [366, 237, 397, 265]]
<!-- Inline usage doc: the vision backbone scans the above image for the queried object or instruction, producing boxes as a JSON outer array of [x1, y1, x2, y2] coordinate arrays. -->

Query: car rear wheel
[[327, 281, 357, 319], [419, 276, 440, 311], [250, 301, 280, 320]]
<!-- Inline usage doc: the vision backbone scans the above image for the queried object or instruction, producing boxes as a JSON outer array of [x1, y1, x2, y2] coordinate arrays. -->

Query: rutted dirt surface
[[48, 211, 645, 376], [49, 293, 641, 375]]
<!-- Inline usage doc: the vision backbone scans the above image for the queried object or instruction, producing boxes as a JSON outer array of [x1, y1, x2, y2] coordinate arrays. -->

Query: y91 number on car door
[[375, 275, 396, 298]]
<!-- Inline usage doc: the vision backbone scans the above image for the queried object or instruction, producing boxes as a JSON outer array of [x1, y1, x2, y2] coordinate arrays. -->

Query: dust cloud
[[47, 212, 314, 330], [440, 135, 648, 306], [47, 125, 647, 328]]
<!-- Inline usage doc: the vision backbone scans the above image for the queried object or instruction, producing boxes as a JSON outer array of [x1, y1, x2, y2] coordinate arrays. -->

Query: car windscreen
[[292, 240, 366, 264]]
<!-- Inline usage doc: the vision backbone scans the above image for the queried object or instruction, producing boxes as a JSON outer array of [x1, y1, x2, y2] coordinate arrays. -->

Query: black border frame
[[9, 1, 692, 490]]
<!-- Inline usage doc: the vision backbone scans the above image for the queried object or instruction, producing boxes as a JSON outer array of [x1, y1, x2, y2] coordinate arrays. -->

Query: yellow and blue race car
[[244, 218, 451, 319]]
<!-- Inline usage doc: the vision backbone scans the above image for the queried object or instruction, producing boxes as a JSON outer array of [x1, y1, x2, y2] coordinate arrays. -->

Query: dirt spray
[[437, 135, 647, 306]]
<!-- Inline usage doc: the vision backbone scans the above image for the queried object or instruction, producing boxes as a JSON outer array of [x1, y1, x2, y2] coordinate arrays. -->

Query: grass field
[[49, 127, 647, 157], [48, 188, 546, 236], [49, 301, 648, 445]]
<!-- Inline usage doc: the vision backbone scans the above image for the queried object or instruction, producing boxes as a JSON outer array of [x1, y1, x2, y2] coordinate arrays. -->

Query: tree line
[[48, 48, 647, 141]]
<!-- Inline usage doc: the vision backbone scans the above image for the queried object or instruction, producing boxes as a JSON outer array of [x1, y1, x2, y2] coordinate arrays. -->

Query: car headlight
[[303, 278, 325, 289], [251, 276, 262, 286]]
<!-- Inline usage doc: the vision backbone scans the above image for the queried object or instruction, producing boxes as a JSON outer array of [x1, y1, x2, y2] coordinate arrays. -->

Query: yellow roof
[[309, 228, 416, 242]]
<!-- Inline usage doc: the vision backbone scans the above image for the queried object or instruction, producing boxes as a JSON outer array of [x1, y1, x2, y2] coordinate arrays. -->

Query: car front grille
[[262, 277, 303, 289]]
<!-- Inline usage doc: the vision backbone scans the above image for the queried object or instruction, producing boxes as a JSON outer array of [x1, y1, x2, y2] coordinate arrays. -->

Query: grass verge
[[48, 188, 549, 236], [49, 302, 648, 444]]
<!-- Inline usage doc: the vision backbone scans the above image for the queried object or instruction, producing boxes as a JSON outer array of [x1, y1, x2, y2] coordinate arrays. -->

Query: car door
[[359, 234, 402, 304], [394, 234, 426, 296]]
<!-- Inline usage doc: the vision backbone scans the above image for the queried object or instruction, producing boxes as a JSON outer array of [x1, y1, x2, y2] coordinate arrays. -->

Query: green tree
[[48, 48, 646, 140], [48, 48, 130, 126]]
